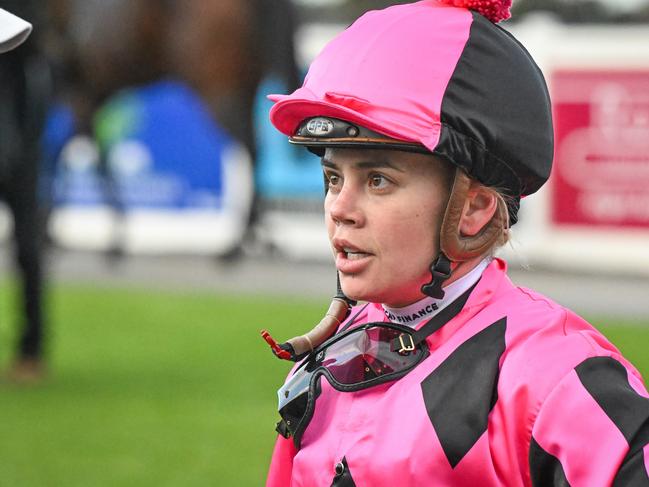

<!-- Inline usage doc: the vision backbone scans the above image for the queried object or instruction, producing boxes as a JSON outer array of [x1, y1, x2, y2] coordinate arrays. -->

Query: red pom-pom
[[438, 0, 512, 23]]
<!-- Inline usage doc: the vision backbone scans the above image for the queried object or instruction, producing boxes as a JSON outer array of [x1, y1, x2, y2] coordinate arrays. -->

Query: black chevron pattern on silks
[[330, 457, 357, 487], [614, 450, 649, 487], [575, 356, 649, 486], [529, 437, 570, 487], [420, 317, 507, 468]]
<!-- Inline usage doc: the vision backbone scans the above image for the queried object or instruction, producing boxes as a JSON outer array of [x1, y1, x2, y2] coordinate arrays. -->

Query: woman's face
[[323, 148, 451, 307]]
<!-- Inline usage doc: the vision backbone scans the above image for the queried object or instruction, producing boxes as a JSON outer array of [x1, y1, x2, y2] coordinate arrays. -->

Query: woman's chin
[[340, 280, 390, 304], [340, 281, 374, 303], [341, 278, 424, 307]]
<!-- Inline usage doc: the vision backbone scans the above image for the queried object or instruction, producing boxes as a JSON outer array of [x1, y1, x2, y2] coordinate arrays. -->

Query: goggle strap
[[275, 419, 291, 439], [391, 333, 416, 353]]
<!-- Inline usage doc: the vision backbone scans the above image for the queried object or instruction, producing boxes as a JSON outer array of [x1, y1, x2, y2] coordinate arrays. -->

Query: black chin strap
[[421, 253, 452, 300]]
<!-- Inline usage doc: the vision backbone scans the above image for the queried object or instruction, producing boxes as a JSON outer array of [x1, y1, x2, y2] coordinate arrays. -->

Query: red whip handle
[[260, 330, 292, 360]]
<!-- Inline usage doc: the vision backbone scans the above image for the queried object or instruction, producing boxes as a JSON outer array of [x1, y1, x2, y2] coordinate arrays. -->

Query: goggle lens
[[277, 323, 428, 445], [322, 326, 422, 384]]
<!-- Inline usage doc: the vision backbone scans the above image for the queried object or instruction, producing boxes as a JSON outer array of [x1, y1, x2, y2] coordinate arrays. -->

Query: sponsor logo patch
[[384, 303, 439, 324], [305, 117, 335, 137]]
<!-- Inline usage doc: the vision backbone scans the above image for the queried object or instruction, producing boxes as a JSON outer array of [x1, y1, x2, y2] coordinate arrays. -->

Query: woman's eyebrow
[[321, 158, 337, 169], [321, 157, 405, 172], [355, 160, 405, 172]]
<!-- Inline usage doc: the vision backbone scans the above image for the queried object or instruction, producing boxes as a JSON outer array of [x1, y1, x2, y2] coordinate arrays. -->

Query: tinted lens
[[276, 324, 426, 446], [322, 326, 422, 385]]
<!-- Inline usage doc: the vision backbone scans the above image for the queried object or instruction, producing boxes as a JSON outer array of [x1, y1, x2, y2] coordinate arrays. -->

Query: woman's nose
[[327, 183, 364, 227]]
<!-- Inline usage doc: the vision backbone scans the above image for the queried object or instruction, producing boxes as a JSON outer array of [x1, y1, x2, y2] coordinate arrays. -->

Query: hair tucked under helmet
[[261, 0, 554, 361]]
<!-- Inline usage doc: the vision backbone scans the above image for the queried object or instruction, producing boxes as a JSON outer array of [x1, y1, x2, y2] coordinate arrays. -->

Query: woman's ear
[[459, 183, 498, 237]]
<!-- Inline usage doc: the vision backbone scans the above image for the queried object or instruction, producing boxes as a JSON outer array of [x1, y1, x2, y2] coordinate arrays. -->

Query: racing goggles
[[274, 283, 476, 448], [276, 321, 429, 448]]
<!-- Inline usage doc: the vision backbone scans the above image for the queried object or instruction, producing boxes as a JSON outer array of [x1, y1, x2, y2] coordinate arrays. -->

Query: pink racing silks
[[266, 435, 297, 487], [266, 259, 649, 486]]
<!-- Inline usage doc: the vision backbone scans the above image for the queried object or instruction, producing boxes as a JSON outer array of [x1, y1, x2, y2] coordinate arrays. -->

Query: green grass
[[0, 281, 648, 486], [595, 323, 649, 369], [0, 281, 324, 487]]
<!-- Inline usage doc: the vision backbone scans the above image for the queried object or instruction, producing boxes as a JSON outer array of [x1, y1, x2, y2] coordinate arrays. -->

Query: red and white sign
[[551, 70, 649, 228]]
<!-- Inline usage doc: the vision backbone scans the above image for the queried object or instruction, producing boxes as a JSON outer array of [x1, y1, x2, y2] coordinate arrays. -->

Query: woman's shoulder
[[496, 282, 622, 365], [480, 272, 639, 403], [493, 284, 646, 426]]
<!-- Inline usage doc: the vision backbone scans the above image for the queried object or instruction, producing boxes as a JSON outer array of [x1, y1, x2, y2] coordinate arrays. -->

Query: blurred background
[[0, 0, 648, 485]]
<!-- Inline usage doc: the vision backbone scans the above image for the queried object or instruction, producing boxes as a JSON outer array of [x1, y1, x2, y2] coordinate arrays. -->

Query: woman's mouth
[[343, 248, 371, 261], [334, 243, 373, 274]]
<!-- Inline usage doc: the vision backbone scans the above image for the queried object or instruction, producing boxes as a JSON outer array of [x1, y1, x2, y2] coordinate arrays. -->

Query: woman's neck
[[382, 257, 491, 328]]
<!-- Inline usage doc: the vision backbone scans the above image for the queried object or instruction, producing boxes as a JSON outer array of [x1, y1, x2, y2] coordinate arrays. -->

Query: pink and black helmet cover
[[269, 1, 554, 225], [434, 12, 553, 222]]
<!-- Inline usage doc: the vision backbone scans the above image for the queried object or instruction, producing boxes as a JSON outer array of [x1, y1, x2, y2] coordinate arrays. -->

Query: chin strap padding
[[285, 297, 350, 358], [439, 168, 508, 262], [421, 168, 508, 299], [261, 296, 351, 361]]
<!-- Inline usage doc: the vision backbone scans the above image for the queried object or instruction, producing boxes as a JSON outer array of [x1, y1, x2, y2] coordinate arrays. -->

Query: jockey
[[262, 1, 649, 485]]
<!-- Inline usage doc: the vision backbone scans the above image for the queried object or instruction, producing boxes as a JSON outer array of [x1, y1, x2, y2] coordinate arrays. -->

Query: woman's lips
[[332, 239, 373, 274], [335, 248, 373, 274]]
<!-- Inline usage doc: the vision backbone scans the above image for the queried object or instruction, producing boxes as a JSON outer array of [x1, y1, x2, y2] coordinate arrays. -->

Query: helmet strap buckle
[[421, 253, 452, 299]]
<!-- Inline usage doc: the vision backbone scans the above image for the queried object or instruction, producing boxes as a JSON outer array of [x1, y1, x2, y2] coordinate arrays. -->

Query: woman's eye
[[326, 173, 341, 188], [369, 174, 389, 189]]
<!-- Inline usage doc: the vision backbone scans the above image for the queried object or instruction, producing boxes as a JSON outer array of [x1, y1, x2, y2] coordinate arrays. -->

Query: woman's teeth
[[344, 248, 368, 260], [347, 252, 366, 260]]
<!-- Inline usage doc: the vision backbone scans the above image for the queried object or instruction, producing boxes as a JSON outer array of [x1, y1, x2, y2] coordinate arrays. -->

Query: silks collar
[[382, 258, 491, 328]]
